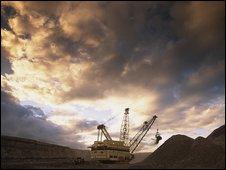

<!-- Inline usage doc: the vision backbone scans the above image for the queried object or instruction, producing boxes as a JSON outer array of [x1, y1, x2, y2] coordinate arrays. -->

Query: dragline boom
[[129, 115, 157, 153]]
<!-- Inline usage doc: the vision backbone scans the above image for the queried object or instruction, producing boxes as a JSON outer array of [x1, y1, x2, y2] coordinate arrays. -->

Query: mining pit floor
[[1, 159, 131, 169]]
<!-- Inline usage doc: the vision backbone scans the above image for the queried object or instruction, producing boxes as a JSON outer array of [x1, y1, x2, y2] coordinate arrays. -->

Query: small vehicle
[[74, 157, 85, 165]]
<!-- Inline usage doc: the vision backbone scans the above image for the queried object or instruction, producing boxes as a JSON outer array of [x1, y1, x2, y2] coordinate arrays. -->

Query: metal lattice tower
[[120, 108, 130, 145]]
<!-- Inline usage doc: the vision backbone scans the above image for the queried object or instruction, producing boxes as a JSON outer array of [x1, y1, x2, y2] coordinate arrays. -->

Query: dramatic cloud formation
[[1, 90, 100, 149], [1, 1, 225, 152]]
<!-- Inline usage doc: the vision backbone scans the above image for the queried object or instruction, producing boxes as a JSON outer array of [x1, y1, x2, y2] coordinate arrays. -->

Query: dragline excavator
[[88, 108, 161, 163]]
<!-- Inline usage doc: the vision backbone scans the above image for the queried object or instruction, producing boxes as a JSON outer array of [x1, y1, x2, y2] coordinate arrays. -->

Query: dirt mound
[[130, 152, 150, 164], [131, 135, 194, 169], [207, 125, 225, 149], [207, 125, 225, 139], [174, 136, 225, 169], [131, 125, 225, 169]]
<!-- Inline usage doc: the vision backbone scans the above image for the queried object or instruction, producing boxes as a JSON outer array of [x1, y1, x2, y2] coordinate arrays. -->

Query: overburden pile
[[131, 125, 225, 169]]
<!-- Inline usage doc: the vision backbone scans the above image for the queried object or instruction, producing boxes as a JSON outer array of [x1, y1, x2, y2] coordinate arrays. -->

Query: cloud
[[1, 1, 225, 151], [1, 90, 103, 149], [1, 4, 17, 32], [75, 120, 99, 132], [1, 46, 14, 75], [171, 1, 225, 49]]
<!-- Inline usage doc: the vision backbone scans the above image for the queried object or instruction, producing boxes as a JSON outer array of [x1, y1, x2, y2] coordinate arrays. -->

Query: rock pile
[[131, 125, 225, 169]]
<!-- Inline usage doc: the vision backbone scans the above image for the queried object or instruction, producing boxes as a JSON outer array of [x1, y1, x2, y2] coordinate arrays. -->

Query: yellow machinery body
[[88, 140, 133, 163], [88, 110, 158, 163]]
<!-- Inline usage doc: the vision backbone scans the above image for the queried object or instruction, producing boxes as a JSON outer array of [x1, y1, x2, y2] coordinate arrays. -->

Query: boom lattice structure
[[119, 108, 130, 145], [129, 115, 157, 153]]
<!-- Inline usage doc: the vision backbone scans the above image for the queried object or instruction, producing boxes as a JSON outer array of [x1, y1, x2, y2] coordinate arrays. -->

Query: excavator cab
[[155, 129, 162, 144]]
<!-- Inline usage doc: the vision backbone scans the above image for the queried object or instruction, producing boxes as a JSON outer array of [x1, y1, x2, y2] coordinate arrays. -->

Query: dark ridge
[[1, 135, 91, 169], [130, 125, 225, 169], [207, 125, 225, 139], [1, 135, 71, 148]]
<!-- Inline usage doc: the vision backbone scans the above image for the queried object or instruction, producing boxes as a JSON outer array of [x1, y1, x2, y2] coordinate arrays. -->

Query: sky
[[1, 1, 225, 152]]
